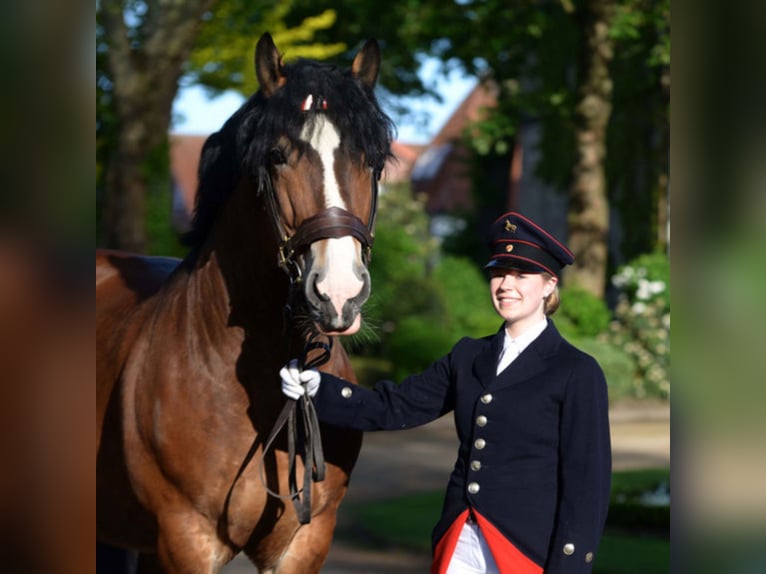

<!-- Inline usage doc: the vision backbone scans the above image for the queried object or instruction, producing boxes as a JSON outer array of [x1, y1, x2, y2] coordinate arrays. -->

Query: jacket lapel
[[493, 320, 565, 390], [472, 325, 505, 389]]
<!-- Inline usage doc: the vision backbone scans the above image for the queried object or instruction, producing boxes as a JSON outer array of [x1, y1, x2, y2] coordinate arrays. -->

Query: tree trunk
[[565, 0, 616, 297], [100, 0, 214, 252], [656, 66, 670, 252]]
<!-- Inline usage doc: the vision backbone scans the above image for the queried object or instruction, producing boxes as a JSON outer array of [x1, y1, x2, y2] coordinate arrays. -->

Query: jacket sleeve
[[313, 346, 459, 432], [545, 355, 611, 574]]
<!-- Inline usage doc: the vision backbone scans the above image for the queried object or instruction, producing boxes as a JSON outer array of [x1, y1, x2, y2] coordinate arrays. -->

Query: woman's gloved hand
[[280, 359, 321, 400]]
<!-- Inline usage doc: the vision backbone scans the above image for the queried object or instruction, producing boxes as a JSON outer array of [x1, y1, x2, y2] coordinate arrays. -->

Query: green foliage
[[387, 315, 455, 381], [566, 336, 637, 403], [145, 181, 188, 259], [611, 468, 668, 502], [595, 533, 669, 574], [432, 256, 500, 340], [558, 285, 612, 337], [365, 185, 439, 323], [600, 468, 670, 572], [361, 184, 442, 361], [140, 138, 188, 258], [606, 0, 670, 260], [188, 0, 346, 98], [363, 185, 502, 379], [347, 490, 442, 553], [611, 0, 670, 68], [608, 252, 670, 400]]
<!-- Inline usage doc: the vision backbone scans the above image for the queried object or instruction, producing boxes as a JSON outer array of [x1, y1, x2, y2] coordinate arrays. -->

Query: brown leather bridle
[[261, 167, 380, 285], [257, 163, 380, 524]]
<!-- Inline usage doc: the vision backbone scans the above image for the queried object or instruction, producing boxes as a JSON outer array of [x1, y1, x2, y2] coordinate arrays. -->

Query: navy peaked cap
[[484, 212, 574, 277]]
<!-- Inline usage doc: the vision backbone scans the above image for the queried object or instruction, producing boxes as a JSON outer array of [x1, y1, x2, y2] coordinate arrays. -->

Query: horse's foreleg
[[272, 511, 338, 574], [154, 511, 232, 574]]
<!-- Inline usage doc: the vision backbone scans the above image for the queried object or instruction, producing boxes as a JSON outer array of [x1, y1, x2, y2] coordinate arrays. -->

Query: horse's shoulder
[[97, 250, 183, 424], [96, 249, 182, 369]]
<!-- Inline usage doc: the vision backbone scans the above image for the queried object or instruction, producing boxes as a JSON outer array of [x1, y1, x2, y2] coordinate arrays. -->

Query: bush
[[385, 256, 504, 380], [558, 285, 612, 337], [145, 179, 188, 258], [609, 252, 670, 400], [608, 468, 670, 534], [388, 315, 456, 380], [433, 255, 501, 340], [570, 337, 637, 403], [362, 186, 504, 377]]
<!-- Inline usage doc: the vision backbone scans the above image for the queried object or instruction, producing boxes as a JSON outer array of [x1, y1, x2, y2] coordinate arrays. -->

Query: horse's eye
[[269, 148, 287, 166]]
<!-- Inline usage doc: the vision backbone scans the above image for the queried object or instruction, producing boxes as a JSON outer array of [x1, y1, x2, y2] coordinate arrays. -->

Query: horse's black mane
[[182, 57, 396, 249]]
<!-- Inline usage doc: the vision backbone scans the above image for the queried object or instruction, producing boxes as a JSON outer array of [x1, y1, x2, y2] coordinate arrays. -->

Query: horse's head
[[239, 34, 393, 335]]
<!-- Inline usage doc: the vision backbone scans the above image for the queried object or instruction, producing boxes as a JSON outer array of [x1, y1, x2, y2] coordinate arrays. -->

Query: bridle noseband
[[262, 170, 380, 284]]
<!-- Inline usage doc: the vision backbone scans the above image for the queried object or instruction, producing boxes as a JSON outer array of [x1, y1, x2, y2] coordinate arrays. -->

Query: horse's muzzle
[[304, 242, 370, 335]]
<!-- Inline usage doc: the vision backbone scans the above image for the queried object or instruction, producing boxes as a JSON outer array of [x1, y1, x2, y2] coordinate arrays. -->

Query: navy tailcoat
[[314, 320, 611, 574]]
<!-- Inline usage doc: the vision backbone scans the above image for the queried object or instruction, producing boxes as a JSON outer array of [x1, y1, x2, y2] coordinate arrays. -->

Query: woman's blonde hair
[[542, 272, 561, 316]]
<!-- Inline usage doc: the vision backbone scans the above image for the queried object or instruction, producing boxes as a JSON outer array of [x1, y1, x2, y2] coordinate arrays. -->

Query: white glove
[[280, 359, 321, 400]]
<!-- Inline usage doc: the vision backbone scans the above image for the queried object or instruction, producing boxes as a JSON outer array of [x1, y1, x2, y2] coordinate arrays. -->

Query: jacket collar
[[473, 319, 564, 390]]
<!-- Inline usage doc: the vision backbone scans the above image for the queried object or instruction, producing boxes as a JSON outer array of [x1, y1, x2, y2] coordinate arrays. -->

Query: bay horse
[[96, 33, 394, 573]]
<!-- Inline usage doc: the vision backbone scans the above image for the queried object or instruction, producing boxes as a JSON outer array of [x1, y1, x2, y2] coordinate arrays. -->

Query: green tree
[[608, 0, 670, 258], [96, 0, 341, 252], [97, 0, 215, 252], [362, 183, 501, 378], [363, 183, 442, 352], [98, 0, 668, 290], [185, 1, 348, 98], [415, 0, 667, 296]]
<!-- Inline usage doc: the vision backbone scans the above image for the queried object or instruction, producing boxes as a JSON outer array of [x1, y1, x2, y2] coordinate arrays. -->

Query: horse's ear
[[255, 32, 286, 97], [351, 39, 381, 89]]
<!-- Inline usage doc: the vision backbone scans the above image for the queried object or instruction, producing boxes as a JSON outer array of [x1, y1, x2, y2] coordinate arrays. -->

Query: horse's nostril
[[310, 273, 330, 302]]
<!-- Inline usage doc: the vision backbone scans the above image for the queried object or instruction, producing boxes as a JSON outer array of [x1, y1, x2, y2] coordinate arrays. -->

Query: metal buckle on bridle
[[278, 242, 303, 285]]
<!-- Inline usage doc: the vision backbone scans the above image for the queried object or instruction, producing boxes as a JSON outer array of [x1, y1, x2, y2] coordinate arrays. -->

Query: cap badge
[[505, 244, 514, 252], [504, 220, 517, 232]]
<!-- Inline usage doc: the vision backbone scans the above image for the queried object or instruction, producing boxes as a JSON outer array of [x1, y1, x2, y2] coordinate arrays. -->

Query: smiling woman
[[280, 211, 613, 574]]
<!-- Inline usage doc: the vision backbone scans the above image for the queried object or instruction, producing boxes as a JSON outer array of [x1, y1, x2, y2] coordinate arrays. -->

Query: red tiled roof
[[431, 80, 498, 146], [413, 81, 498, 214], [385, 141, 427, 184]]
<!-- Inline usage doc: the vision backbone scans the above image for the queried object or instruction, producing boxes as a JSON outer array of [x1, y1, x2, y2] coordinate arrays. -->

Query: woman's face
[[489, 268, 558, 335]]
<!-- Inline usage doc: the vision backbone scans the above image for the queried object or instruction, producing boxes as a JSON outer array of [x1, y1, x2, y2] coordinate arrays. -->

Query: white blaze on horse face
[[299, 114, 343, 210], [300, 114, 366, 334]]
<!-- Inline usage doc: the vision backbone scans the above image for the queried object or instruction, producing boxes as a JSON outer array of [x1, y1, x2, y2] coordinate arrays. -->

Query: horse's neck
[[151, 252, 239, 364], [164, 195, 304, 390]]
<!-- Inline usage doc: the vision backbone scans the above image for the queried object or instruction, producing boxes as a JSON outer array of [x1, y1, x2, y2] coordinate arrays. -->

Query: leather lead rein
[[258, 333, 332, 524], [257, 163, 379, 524]]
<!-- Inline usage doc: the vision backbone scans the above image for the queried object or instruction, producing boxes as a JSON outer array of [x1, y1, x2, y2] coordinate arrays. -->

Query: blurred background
[[4, 0, 766, 572], [95, 1, 671, 571], [96, 0, 671, 398]]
